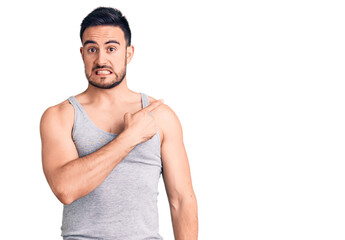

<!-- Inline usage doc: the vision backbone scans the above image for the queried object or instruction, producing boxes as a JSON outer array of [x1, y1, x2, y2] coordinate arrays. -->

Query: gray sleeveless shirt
[[61, 93, 163, 240]]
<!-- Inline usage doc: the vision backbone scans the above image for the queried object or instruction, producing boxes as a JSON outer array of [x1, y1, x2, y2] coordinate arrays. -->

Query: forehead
[[82, 25, 125, 45]]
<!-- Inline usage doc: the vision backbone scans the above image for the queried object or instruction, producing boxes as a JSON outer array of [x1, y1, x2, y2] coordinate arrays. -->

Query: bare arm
[[40, 99, 162, 205], [156, 105, 198, 240]]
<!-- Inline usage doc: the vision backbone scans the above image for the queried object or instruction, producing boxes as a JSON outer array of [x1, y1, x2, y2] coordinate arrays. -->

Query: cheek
[[114, 51, 127, 63], [83, 58, 94, 72]]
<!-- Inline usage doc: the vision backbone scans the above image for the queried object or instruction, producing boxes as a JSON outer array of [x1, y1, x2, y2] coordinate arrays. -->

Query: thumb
[[124, 112, 132, 121]]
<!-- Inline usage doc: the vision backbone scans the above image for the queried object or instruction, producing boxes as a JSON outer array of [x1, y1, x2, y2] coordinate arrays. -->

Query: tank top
[[61, 93, 163, 240]]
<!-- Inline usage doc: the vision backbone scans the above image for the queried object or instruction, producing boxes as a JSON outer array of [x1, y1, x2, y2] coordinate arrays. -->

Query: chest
[[82, 105, 134, 135], [76, 99, 163, 147]]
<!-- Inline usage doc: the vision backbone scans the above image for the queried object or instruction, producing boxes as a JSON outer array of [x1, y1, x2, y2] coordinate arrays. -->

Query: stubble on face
[[86, 63, 127, 89]]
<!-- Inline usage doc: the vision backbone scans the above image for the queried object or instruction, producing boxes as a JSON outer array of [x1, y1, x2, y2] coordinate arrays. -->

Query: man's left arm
[[155, 104, 198, 240]]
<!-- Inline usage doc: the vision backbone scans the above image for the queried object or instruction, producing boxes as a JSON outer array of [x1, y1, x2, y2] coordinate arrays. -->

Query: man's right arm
[[40, 99, 162, 205]]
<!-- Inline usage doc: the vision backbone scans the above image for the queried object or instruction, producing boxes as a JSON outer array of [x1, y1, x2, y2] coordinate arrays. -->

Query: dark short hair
[[80, 7, 131, 46]]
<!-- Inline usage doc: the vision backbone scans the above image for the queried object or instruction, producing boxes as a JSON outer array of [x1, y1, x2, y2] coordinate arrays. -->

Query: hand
[[122, 99, 163, 146]]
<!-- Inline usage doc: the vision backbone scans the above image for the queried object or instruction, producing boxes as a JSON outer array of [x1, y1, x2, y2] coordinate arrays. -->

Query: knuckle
[[143, 109, 150, 114]]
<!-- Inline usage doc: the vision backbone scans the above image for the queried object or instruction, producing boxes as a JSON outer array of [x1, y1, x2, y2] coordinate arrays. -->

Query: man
[[40, 7, 198, 240]]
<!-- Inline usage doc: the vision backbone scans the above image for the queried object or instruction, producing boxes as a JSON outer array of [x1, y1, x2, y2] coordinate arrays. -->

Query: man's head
[[80, 7, 134, 89], [80, 7, 131, 47]]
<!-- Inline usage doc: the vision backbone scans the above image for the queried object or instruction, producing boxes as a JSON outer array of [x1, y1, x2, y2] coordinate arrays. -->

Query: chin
[[88, 79, 123, 89]]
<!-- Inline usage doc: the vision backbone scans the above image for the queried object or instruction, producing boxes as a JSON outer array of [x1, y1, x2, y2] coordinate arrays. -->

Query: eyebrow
[[83, 40, 97, 46], [105, 40, 120, 45], [83, 40, 120, 46]]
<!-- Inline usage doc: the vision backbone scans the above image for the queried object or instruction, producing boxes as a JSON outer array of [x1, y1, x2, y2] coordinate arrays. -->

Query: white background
[[1, 0, 344, 239]]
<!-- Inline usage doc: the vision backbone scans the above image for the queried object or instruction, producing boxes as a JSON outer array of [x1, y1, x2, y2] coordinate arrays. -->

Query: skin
[[40, 25, 198, 239]]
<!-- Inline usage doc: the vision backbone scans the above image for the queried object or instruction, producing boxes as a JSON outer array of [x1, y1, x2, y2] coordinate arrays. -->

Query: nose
[[95, 50, 107, 65]]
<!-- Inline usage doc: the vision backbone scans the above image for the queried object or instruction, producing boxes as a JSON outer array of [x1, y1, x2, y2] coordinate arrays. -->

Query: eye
[[108, 47, 116, 52], [87, 47, 97, 53]]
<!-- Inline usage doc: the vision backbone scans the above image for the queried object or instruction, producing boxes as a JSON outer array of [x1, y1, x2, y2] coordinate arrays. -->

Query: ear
[[126, 45, 134, 64], [80, 47, 84, 59]]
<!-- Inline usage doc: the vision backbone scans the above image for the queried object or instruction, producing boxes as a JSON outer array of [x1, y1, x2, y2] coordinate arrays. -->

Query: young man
[[40, 7, 198, 240]]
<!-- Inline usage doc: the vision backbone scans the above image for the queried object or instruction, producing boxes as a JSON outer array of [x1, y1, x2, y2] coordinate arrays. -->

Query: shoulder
[[147, 95, 183, 141], [147, 95, 179, 121], [40, 99, 74, 136]]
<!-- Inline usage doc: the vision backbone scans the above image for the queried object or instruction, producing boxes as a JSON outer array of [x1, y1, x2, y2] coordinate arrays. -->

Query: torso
[[61, 92, 164, 239]]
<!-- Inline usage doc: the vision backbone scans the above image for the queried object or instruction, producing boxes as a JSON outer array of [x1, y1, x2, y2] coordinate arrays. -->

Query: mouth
[[94, 69, 113, 76]]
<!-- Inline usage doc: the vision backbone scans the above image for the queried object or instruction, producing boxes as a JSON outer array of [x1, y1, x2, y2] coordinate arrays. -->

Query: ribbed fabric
[[61, 93, 163, 240]]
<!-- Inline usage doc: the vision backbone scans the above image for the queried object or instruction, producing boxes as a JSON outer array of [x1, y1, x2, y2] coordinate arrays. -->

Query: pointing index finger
[[144, 99, 164, 113]]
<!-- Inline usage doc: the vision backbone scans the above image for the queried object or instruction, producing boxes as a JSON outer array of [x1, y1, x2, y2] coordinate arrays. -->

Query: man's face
[[80, 25, 133, 89]]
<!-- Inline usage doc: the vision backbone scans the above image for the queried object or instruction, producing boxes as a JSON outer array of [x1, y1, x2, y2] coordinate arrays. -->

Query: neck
[[83, 77, 137, 104]]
